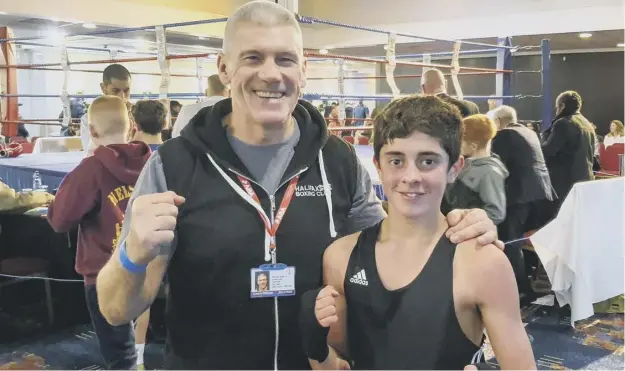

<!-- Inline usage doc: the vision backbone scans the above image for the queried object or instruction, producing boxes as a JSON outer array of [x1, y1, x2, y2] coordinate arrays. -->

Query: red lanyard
[[237, 176, 299, 250]]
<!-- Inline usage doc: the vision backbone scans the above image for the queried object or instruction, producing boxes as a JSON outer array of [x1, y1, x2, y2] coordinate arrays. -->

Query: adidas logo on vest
[[349, 269, 368, 286]]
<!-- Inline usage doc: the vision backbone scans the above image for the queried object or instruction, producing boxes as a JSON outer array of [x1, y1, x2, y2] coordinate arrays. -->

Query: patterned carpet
[[0, 302, 622, 370]]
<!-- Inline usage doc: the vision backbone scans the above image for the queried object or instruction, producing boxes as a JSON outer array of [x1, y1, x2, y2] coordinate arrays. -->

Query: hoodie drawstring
[[206, 150, 338, 261], [206, 153, 273, 261], [318, 150, 338, 238]]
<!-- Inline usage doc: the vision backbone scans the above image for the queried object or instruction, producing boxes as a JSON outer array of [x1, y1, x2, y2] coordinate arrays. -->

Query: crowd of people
[[1, 0, 622, 370]]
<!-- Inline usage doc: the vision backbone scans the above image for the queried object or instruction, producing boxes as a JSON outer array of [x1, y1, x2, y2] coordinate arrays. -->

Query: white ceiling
[[0, 0, 623, 50]]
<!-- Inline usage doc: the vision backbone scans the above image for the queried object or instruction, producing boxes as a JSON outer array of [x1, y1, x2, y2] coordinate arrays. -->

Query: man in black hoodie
[[96, 1, 503, 369]]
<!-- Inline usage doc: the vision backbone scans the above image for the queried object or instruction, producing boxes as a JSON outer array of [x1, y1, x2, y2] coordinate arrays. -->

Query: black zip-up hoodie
[[158, 98, 359, 369]]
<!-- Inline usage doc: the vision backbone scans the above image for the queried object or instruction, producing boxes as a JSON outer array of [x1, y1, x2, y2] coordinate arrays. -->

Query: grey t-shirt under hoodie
[[443, 155, 509, 224]]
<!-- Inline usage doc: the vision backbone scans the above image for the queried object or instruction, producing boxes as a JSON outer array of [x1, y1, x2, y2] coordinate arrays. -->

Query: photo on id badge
[[250, 264, 296, 298]]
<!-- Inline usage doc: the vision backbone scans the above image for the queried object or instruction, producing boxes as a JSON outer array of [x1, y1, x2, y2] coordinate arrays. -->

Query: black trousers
[[85, 285, 137, 370], [498, 203, 533, 295]]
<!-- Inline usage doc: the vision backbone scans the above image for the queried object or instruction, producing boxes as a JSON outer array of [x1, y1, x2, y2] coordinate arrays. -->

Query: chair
[[357, 136, 370, 145], [20, 142, 34, 154], [599, 143, 625, 175], [0, 257, 54, 325], [522, 230, 551, 294]]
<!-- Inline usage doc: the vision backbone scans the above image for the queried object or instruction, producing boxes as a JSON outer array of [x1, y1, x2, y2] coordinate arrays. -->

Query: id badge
[[250, 263, 296, 298]]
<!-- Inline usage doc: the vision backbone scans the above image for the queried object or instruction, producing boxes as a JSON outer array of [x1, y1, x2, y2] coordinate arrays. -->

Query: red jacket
[[47, 142, 151, 285]]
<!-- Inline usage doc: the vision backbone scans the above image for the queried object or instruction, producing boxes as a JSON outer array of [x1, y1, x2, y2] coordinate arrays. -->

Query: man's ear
[[99, 83, 106, 95], [301, 58, 308, 89], [448, 156, 464, 183], [217, 53, 230, 85], [373, 155, 383, 181]]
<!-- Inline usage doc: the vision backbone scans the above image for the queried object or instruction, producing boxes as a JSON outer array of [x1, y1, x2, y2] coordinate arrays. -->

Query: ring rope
[[0, 93, 541, 101], [0, 53, 214, 69], [296, 15, 517, 50], [304, 51, 513, 74], [0, 18, 229, 44], [308, 72, 498, 80], [1, 51, 512, 75]]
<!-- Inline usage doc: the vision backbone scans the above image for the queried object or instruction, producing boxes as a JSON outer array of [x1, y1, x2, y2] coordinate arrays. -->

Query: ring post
[[496, 37, 512, 107], [540, 39, 551, 131]]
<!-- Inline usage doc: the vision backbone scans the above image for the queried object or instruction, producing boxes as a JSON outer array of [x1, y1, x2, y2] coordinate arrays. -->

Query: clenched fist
[[315, 286, 339, 328], [126, 191, 185, 265]]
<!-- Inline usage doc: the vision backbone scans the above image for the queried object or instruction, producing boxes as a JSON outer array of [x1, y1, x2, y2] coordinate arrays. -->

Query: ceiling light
[[578, 32, 592, 39], [50, 17, 59, 22], [198, 36, 206, 40], [82, 23, 97, 29], [319, 48, 329, 55], [0, 11, 8, 15], [617, 43, 625, 47]]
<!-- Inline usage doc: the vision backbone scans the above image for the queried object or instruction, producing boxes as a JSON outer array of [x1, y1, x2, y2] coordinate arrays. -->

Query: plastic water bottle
[[33, 171, 42, 190]]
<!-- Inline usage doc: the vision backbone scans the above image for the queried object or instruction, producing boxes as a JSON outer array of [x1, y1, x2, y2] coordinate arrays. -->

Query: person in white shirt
[[171, 74, 230, 138], [604, 120, 624, 148], [81, 64, 132, 155]]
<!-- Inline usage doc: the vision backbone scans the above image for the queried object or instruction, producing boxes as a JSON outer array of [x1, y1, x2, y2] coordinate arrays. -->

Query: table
[[0, 152, 84, 192], [530, 178, 624, 326], [0, 145, 383, 197]]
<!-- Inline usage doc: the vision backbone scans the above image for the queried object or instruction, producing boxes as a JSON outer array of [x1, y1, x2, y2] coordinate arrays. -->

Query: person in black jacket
[[421, 68, 479, 117], [94, 2, 503, 370], [491, 105, 554, 302], [542, 91, 595, 213]]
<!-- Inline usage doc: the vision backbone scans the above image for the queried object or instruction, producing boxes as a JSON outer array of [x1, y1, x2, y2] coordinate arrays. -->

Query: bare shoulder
[[323, 232, 361, 292], [455, 240, 517, 302]]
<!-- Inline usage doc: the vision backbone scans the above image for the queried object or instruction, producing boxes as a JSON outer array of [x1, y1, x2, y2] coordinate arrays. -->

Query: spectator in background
[[491, 106, 553, 303], [443, 114, 508, 225], [80, 64, 132, 153], [604, 120, 624, 147], [172, 75, 229, 138], [353, 100, 369, 126], [542, 90, 595, 213], [131, 100, 166, 151], [421, 68, 479, 117]]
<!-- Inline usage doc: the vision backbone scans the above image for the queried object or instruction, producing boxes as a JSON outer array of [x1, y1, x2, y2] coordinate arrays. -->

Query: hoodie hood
[[92, 141, 151, 184], [180, 98, 329, 177], [465, 155, 510, 178]]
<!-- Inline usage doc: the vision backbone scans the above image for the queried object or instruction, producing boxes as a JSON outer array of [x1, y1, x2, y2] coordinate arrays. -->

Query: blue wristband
[[119, 240, 148, 274]]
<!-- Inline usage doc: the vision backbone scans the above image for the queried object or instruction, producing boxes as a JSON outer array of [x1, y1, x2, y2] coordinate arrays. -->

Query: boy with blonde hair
[[443, 114, 509, 224], [47, 95, 151, 369]]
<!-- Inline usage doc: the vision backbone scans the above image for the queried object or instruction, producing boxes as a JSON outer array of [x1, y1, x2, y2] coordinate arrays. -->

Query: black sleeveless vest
[[344, 222, 483, 370]]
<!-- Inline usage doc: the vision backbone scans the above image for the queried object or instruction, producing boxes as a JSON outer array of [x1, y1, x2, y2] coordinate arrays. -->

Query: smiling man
[[95, 1, 502, 369]]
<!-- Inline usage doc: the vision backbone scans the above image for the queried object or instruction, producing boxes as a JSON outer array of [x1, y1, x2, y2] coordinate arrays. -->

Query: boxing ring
[[0, 12, 622, 327]]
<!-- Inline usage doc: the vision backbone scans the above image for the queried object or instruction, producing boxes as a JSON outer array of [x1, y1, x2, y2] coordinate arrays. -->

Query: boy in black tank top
[[300, 95, 536, 370]]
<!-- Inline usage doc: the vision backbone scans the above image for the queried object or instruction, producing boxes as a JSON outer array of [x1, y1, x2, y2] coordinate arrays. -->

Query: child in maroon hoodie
[[47, 95, 151, 370]]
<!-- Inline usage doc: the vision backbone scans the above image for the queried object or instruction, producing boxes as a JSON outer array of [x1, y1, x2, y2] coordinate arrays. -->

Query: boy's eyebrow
[[383, 150, 443, 157]]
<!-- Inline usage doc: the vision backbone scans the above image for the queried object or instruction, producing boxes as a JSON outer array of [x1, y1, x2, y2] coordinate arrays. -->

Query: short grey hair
[[492, 105, 517, 126], [223, 0, 303, 56]]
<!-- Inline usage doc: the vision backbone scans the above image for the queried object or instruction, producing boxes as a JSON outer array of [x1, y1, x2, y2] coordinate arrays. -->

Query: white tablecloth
[[530, 178, 625, 326]]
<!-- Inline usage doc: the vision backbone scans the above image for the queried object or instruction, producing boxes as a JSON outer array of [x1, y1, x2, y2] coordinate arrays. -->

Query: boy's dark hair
[[103, 64, 131, 84], [132, 100, 167, 135], [373, 94, 463, 167]]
